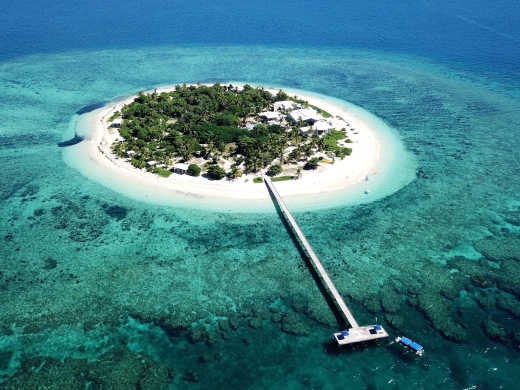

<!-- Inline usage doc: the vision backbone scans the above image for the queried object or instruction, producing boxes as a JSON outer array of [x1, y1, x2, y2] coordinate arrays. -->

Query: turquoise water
[[1, 46, 520, 388]]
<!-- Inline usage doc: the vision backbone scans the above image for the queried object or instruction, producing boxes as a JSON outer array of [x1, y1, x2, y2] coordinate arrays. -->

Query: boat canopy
[[410, 342, 423, 351], [400, 336, 412, 346]]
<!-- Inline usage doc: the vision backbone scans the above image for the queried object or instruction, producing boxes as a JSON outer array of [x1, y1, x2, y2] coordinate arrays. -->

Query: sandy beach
[[74, 84, 384, 202]]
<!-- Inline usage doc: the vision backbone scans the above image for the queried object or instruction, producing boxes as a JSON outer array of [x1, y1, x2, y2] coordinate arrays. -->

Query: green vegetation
[[207, 164, 226, 180], [335, 147, 352, 159], [227, 166, 243, 180], [110, 83, 354, 179], [304, 158, 320, 170], [266, 164, 282, 177], [322, 130, 352, 159], [253, 177, 264, 183], [108, 111, 121, 121], [308, 104, 332, 118], [187, 163, 201, 177], [131, 158, 146, 169], [272, 175, 294, 182], [153, 167, 172, 177]]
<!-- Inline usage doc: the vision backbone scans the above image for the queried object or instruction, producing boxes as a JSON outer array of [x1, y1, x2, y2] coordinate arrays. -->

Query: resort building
[[288, 108, 323, 124], [299, 126, 313, 136], [273, 100, 300, 112], [299, 119, 342, 136], [312, 119, 334, 135], [258, 111, 283, 123], [173, 163, 189, 174]]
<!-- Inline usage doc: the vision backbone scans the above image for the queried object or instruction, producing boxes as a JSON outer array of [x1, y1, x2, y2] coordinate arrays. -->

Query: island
[[64, 81, 415, 209], [107, 83, 354, 182]]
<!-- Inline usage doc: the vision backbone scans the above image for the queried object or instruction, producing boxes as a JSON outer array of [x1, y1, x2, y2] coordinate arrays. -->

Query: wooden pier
[[264, 176, 388, 346]]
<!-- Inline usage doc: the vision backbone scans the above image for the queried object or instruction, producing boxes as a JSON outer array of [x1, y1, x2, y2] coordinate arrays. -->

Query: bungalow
[[173, 163, 189, 174], [258, 111, 282, 123], [299, 120, 335, 136], [288, 108, 322, 124], [299, 126, 313, 136], [313, 119, 334, 135], [273, 100, 299, 112], [111, 118, 123, 128]]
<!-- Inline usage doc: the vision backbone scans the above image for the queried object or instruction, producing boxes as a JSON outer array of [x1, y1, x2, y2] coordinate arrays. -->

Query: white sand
[[76, 85, 384, 201]]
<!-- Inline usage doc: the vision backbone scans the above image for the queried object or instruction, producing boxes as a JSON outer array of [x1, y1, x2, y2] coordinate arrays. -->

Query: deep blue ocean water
[[1, 1, 520, 389]]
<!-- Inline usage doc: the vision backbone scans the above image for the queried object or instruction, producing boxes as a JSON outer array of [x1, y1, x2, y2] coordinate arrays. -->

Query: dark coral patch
[[103, 205, 128, 220], [43, 257, 58, 270]]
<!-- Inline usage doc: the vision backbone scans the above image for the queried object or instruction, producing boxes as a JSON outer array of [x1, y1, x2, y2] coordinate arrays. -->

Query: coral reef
[[2, 346, 172, 389]]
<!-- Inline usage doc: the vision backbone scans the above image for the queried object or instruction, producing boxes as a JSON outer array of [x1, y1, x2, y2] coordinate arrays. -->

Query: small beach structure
[[395, 336, 424, 356], [146, 160, 157, 167], [288, 108, 323, 124], [264, 176, 389, 347], [173, 163, 189, 174], [273, 100, 300, 112], [111, 118, 123, 128]]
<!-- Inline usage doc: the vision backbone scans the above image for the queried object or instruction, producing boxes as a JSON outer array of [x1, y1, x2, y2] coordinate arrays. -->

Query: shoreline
[[64, 84, 416, 211]]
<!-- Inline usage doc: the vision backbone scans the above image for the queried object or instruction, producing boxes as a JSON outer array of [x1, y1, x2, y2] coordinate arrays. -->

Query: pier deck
[[264, 176, 389, 346]]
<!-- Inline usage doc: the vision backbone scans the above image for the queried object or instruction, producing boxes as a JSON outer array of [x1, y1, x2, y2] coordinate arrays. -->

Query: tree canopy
[[110, 83, 351, 179]]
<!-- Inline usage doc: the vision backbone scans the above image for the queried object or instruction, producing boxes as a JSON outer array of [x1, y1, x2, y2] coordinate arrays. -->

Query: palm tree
[[228, 166, 243, 180], [303, 144, 313, 159]]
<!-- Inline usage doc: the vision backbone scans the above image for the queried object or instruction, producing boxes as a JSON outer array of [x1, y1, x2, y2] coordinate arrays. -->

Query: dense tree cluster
[[111, 83, 351, 179], [187, 164, 201, 177]]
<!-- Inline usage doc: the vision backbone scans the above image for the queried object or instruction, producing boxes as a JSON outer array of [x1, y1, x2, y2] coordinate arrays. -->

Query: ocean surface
[[1, 1, 520, 389]]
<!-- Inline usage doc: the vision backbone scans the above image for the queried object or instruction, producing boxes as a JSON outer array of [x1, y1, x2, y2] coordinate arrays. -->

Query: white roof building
[[258, 111, 282, 121], [111, 118, 123, 128], [146, 160, 157, 167], [173, 163, 189, 174], [313, 120, 334, 134], [299, 126, 313, 136], [288, 108, 323, 124], [174, 163, 189, 169], [273, 100, 300, 112], [300, 119, 339, 136]]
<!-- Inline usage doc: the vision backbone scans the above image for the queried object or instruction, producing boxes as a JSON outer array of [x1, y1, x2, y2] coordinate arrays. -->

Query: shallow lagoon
[[1, 46, 520, 388]]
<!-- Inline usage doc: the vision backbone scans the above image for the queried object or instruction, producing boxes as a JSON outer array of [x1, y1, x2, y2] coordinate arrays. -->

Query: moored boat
[[395, 336, 424, 356]]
